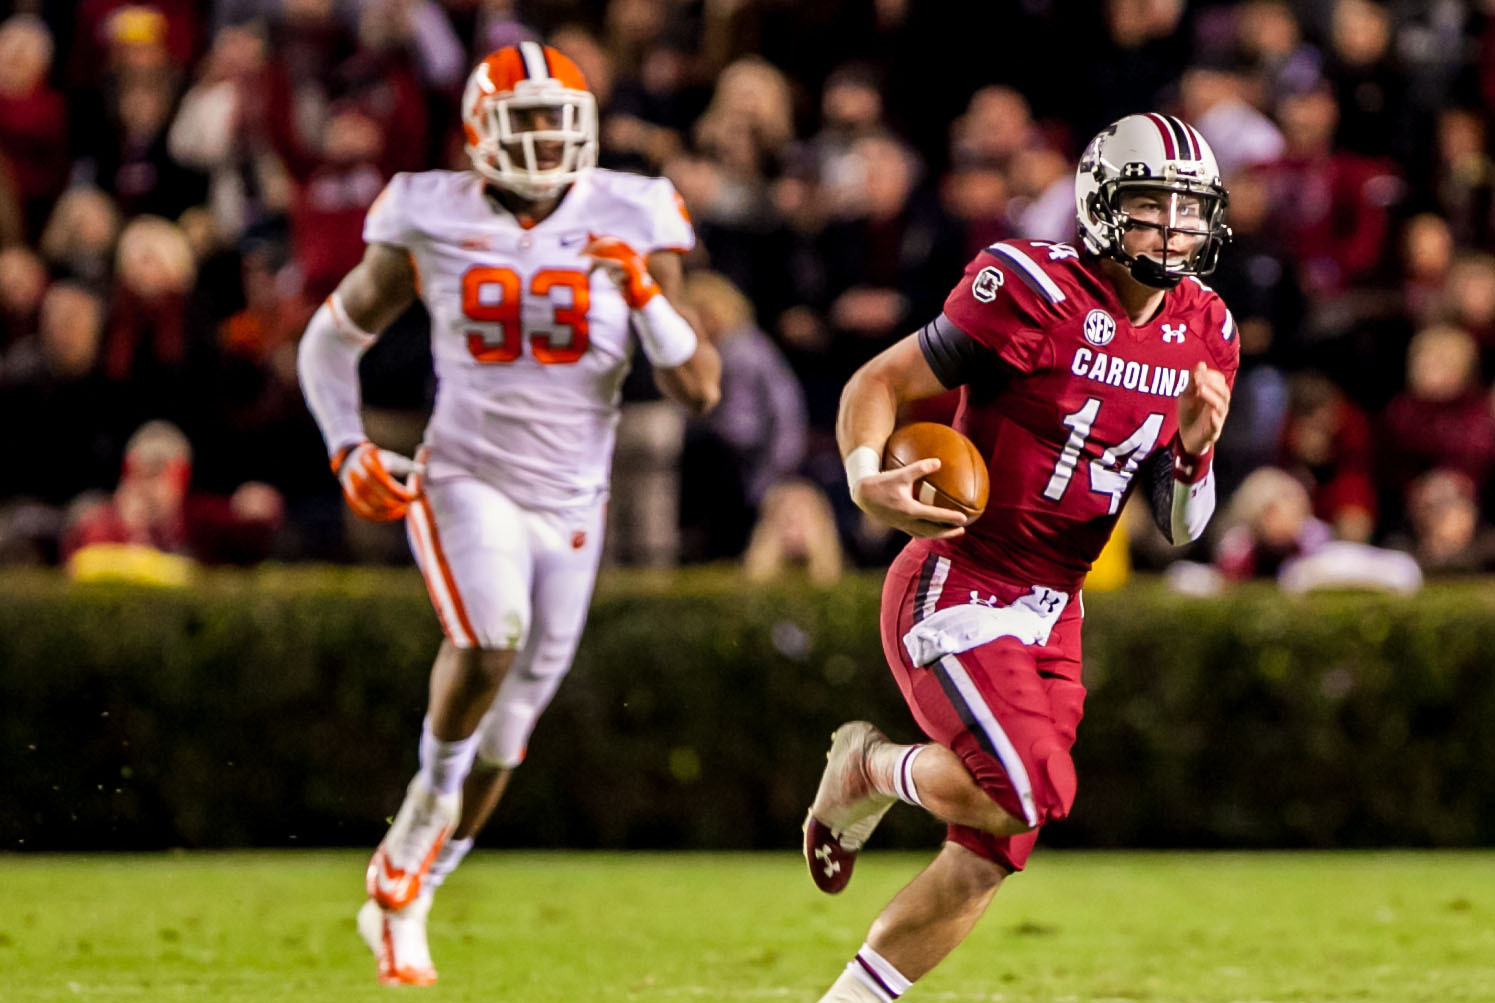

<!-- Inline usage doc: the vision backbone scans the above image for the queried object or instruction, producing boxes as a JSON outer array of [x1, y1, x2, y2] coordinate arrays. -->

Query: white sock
[[423, 836, 474, 892], [867, 742, 927, 808], [818, 943, 913, 1002], [418, 717, 480, 796]]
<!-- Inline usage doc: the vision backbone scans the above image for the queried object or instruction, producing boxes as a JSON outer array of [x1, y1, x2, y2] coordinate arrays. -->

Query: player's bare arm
[[335, 242, 418, 332], [837, 333, 966, 539], [296, 242, 420, 521], [1177, 361, 1230, 457], [645, 250, 721, 415]]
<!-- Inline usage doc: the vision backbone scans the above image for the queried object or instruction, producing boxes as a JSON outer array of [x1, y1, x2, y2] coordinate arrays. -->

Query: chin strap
[[1126, 253, 1184, 289]]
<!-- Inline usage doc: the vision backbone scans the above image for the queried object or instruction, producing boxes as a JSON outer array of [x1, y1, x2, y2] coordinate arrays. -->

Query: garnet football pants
[[880, 543, 1086, 872]]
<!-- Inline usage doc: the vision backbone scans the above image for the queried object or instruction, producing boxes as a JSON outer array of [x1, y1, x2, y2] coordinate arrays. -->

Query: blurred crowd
[[3, 0, 1495, 588]]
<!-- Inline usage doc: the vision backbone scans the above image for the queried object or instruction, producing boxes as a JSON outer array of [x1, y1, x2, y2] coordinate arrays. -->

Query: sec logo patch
[[1083, 308, 1116, 346], [972, 266, 1004, 302]]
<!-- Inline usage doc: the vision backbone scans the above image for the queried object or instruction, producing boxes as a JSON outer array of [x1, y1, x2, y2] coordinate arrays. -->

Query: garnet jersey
[[364, 167, 694, 510], [920, 239, 1240, 591]]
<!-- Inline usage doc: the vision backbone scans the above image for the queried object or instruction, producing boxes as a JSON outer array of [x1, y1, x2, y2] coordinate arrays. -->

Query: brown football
[[882, 422, 989, 520]]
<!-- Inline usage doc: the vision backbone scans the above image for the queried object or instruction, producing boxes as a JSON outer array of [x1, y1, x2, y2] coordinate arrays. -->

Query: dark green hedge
[[2, 567, 1493, 851]]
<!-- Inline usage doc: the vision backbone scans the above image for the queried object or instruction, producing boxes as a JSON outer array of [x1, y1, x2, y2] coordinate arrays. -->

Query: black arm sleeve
[[917, 313, 1015, 390], [1140, 446, 1177, 544]]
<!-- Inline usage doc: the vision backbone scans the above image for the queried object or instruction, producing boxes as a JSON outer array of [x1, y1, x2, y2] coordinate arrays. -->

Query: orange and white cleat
[[802, 721, 897, 894], [365, 777, 460, 911], [358, 894, 437, 986]]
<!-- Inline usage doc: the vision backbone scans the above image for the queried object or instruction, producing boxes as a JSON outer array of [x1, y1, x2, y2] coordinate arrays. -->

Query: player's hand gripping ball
[[882, 422, 989, 520]]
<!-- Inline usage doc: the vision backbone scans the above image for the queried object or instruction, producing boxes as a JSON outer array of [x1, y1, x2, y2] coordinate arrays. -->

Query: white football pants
[[406, 469, 605, 768]]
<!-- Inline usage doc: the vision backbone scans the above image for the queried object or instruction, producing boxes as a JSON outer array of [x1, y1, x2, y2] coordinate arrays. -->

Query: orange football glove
[[331, 441, 416, 521], [582, 234, 659, 308]]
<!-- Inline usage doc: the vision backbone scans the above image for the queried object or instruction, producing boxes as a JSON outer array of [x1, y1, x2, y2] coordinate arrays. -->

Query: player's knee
[[942, 842, 1010, 899], [474, 696, 539, 769]]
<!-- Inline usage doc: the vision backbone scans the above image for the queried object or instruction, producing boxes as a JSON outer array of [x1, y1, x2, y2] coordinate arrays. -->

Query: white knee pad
[[474, 663, 570, 769]]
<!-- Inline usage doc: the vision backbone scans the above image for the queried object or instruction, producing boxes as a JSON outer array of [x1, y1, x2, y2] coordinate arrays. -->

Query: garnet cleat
[[802, 721, 896, 894]]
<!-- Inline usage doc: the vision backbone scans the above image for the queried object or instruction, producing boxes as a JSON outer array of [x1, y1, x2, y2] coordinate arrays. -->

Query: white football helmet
[[461, 41, 597, 201], [1075, 113, 1231, 288]]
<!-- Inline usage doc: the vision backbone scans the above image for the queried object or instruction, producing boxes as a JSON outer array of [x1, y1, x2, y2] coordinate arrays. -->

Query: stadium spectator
[[68, 0, 199, 89], [1386, 468, 1495, 575], [0, 243, 47, 362], [1205, 169, 1301, 489], [288, 102, 389, 301], [101, 215, 203, 430], [1440, 252, 1495, 379], [692, 55, 795, 185], [1180, 57, 1285, 176], [38, 186, 122, 294], [1005, 145, 1076, 246], [62, 419, 285, 576], [0, 14, 69, 240], [1234, 0, 1321, 104], [741, 478, 844, 585], [1323, 0, 1410, 162], [1277, 372, 1376, 543], [1399, 213, 1455, 330], [1427, 107, 1494, 250], [1260, 78, 1402, 298], [167, 20, 291, 242], [1215, 466, 1332, 581], [679, 270, 807, 560], [814, 132, 964, 429], [1378, 323, 1495, 524], [86, 65, 210, 220], [0, 281, 118, 512]]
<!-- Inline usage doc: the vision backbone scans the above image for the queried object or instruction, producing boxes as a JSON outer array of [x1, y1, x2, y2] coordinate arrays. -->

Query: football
[[882, 422, 989, 520]]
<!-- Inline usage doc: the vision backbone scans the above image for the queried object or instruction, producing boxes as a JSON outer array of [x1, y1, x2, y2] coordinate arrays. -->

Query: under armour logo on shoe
[[815, 844, 841, 878]]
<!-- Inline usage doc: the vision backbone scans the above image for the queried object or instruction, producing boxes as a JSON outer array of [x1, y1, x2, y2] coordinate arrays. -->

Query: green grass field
[[2, 850, 1493, 1002]]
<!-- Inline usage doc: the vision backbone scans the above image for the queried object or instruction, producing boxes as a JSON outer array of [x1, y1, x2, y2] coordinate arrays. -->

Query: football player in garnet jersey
[[296, 43, 719, 985], [803, 113, 1236, 1002]]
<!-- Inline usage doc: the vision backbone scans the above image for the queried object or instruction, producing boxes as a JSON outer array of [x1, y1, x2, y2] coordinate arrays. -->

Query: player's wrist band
[[844, 446, 881, 495], [1170, 433, 1212, 485], [633, 296, 698, 369]]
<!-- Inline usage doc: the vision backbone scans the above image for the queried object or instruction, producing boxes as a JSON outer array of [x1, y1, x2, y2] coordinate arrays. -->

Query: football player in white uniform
[[296, 42, 720, 985]]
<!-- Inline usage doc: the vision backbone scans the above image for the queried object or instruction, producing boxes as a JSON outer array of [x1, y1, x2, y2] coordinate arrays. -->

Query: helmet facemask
[[466, 82, 597, 201], [1088, 181, 1230, 288]]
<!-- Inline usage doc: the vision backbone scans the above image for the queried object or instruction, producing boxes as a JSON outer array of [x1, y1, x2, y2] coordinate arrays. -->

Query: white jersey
[[364, 167, 695, 510]]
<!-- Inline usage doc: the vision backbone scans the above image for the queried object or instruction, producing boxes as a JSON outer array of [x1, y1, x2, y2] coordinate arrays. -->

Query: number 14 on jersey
[[1043, 398, 1164, 514]]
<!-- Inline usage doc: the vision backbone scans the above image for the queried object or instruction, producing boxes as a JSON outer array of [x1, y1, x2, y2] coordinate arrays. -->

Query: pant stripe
[[914, 555, 949, 622], [934, 654, 1038, 826], [407, 493, 479, 648]]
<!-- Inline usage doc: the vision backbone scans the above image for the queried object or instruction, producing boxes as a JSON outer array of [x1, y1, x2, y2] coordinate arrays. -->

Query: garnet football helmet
[[461, 42, 597, 200], [1074, 113, 1230, 289]]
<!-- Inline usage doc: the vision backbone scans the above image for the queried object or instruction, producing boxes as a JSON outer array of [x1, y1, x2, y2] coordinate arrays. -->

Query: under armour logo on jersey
[[972, 265, 1004, 302], [1084, 309, 1116, 346], [1161, 323, 1187, 344]]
